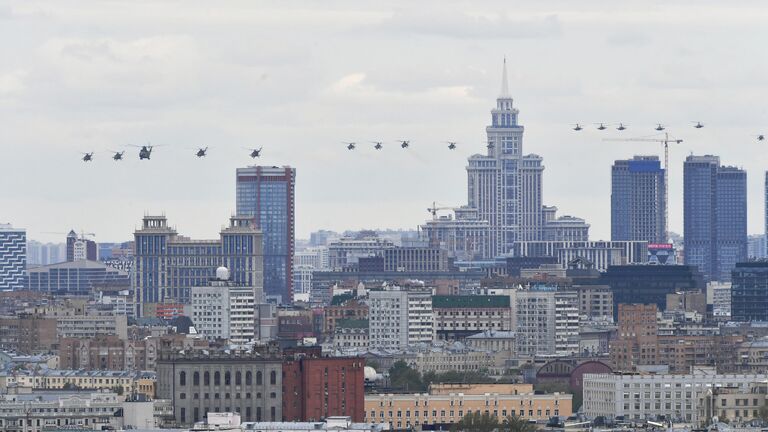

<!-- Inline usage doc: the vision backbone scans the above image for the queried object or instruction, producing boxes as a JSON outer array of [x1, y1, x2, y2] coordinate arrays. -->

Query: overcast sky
[[3, 0, 768, 243]]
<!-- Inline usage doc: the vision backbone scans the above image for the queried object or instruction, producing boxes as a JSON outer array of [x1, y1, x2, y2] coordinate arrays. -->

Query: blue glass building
[[0, 224, 26, 290], [611, 156, 666, 244], [236, 166, 295, 304], [132, 215, 263, 315], [684, 155, 747, 282]]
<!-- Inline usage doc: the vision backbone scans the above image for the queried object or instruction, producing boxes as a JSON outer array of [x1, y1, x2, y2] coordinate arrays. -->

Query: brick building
[[282, 347, 365, 422], [610, 304, 659, 371], [323, 298, 368, 337]]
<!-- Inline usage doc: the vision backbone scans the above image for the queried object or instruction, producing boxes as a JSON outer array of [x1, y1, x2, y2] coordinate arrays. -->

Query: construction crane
[[427, 202, 456, 220], [603, 132, 683, 242]]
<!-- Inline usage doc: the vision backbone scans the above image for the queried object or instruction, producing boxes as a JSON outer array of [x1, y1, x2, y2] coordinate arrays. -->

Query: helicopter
[[758, 135, 765, 142], [110, 151, 125, 161], [617, 123, 627, 131], [344, 142, 356, 150], [655, 124, 666, 131], [572, 124, 583, 131], [596, 123, 607, 131], [693, 122, 704, 129], [487, 142, 495, 150], [127, 144, 156, 160], [397, 140, 410, 149], [371, 141, 383, 150], [247, 147, 262, 158], [445, 141, 457, 150], [82, 152, 94, 162], [195, 147, 208, 158]]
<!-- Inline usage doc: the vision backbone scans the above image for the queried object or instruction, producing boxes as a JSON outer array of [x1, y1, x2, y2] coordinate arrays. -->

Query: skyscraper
[[236, 166, 296, 304], [465, 60, 588, 257], [0, 224, 26, 290], [611, 155, 667, 244], [683, 155, 747, 282]]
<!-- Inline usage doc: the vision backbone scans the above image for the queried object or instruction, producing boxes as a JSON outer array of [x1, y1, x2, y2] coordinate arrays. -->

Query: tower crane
[[603, 132, 683, 243], [427, 202, 456, 220]]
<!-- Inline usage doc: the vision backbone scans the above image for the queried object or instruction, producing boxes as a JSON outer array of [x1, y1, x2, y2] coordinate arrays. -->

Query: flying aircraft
[[596, 123, 607, 131], [397, 140, 410, 149], [82, 152, 94, 162], [371, 141, 383, 150], [110, 151, 125, 161], [572, 124, 583, 131], [656, 124, 666, 131], [617, 123, 627, 131], [344, 142, 356, 150], [758, 135, 765, 141], [693, 122, 704, 129], [445, 141, 457, 150], [246, 147, 262, 158], [195, 147, 208, 158]]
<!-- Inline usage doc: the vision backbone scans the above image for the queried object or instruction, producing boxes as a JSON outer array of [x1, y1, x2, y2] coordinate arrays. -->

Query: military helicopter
[[344, 142, 356, 150], [655, 124, 666, 131], [110, 150, 125, 161], [445, 141, 457, 150], [617, 123, 627, 131], [486, 141, 495, 150], [692, 121, 704, 129], [81, 152, 94, 162], [397, 140, 410, 149], [245, 147, 262, 158], [595, 123, 607, 131], [371, 141, 383, 150], [195, 147, 208, 158], [758, 135, 765, 142], [572, 124, 583, 131], [127, 144, 156, 160]]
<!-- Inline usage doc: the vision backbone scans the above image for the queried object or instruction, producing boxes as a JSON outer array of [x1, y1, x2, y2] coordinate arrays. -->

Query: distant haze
[[3, 1, 768, 243]]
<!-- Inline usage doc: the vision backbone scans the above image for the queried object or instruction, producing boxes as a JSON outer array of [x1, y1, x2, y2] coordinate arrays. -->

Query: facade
[[582, 368, 768, 424], [554, 291, 580, 356], [420, 207, 492, 261], [699, 383, 768, 425], [0, 391, 122, 432], [133, 215, 263, 315], [611, 156, 667, 244], [328, 238, 395, 271], [514, 286, 557, 356], [610, 304, 659, 371], [333, 320, 370, 351], [731, 262, 768, 322], [464, 330, 516, 355], [383, 247, 448, 272], [156, 351, 283, 425], [0, 224, 26, 291], [236, 166, 296, 304], [66, 230, 98, 261], [282, 351, 366, 422], [323, 298, 368, 336], [512, 241, 648, 271], [432, 295, 512, 340], [26, 241, 66, 266], [575, 285, 614, 321], [368, 287, 434, 349], [191, 269, 258, 344], [684, 155, 747, 282], [56, 314, 128, 340], [27, 260, 129, 295], [242, 416, 386, 432], [0, 316, 57, 355], [365, 384, 572, 430]]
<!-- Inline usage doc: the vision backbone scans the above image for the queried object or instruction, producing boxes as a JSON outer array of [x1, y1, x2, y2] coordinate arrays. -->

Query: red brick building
[[282, 347, 365, 422]]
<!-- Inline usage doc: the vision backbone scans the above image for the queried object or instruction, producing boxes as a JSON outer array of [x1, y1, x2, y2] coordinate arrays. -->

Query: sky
[[3, 0, 768, 243]]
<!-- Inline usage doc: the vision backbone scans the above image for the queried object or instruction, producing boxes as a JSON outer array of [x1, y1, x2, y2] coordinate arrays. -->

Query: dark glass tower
[[236, 166, 296, 304], [611, 155, 667, 244], [683, 155, 747, 282]]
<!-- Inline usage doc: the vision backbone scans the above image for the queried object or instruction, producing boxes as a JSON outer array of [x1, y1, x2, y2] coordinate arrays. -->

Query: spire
[[500, 57, 510, 98]]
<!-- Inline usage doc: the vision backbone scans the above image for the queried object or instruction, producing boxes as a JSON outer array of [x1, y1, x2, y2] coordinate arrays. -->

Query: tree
[[388, 360, 425, 392], [452, 412, 499, 432], [502, 415, 537, 432]]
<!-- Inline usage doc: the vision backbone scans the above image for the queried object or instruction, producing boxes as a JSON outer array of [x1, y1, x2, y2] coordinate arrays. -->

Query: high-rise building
[[133, 215, 263, 316], [731, 262, 768, 322], [609, 304, 659, 371], [368, 286, 434, 349], [0, 224, 26, 291], [66, 230, 98, 261], [236, 166, 296, 304], [465, 60, 589, 257], [191, 267, 259, 343], [611, 155, 667, 244], [684, 155, 747, 281]]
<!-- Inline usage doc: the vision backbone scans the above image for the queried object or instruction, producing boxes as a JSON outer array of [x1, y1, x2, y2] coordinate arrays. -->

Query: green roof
[[335, 318, 369, 329], [432, 295, 510, 308], [330, 293, 355, 306]]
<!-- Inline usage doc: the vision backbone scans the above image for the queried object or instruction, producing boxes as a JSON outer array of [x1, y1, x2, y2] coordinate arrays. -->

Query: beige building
[[56, 314, 128, 340], [0, 370, 156, 398], [365, 383, 572, 430], [698, 383, 768, 425]]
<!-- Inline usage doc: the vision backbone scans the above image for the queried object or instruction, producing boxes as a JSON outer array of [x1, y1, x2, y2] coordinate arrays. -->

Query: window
[[246, 371, 252, 385], [214, 371, 221, 386], [179, 371, 186, 386], [193, 372, 200, 386], [236, 371, 242, 386], [225, 372, 231, 385], [270, 371, 277, 385], [204, 372, 210, 386], [256, 371, 263, 385]]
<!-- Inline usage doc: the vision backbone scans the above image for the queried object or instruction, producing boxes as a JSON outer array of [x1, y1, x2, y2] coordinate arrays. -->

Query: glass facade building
[[0, 224, 26, 290], [731, 262, 768, 321], [611, 156, 666, 244], [683, 155, 747, 282], [28, 260, 129, 295], [236, 166, 295, 303]]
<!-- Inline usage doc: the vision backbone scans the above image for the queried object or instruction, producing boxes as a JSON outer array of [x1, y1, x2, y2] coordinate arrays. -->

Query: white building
[[191, 267, 258, 343], [554, 291, 580, 356], [0, 391, 123, 432], [292, 264, 314, 298], [368, 286, 434, 349], [582, 367, 768, 424], [328, 238, 394, 270], [709, 282, 732, 318], [514, 286, 556, 356], [295, 246, 329, 270]]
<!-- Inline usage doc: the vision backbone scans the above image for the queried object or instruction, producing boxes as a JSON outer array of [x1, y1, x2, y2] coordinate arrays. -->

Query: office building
[[191, 267, 259, 344], [156, 350, 283, 425], [0, 224, 26, 291], [731, 262, 768, 322], [684, 155, 747, 282], [236, 166, 296, 304], [27, 260, 129, 295], [512, 240, 648, 271], [611, 156, 667, 244], [610, 304, 659, 371], [368, 286, 434, 349], [328, 237, 394, 271], [432, 295, 512, 340], [420, 207, 492, 261], [133, 215, 263, 315]]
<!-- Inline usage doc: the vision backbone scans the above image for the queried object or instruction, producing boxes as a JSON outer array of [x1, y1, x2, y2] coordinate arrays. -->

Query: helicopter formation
[[80, 145, 263, 162], [571, 121, 706, 132], [343, 139, 457, 151]]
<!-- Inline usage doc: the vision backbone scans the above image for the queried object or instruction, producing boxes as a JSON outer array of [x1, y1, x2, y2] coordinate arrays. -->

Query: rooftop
[[432, 295, 510, 308]]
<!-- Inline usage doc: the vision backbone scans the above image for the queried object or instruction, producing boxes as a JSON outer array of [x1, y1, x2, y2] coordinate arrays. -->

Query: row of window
[[179, 370, 276, 386]]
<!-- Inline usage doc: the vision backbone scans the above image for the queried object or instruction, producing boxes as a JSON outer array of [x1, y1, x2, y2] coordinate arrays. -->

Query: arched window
[[193, 372, 200, 386], [236, 371, 242, 386], [214, 371, 221, 386], [245, 371, 252, 385], [256, 371, 263, 385], [204, 371, 210, 386], [225, 371, 231, 385], [270, 371, 276, 385], [179, 371, 186, 386]]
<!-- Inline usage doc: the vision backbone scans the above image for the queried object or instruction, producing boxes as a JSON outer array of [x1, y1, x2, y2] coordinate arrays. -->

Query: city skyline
[[4, 1, 768, 243]]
